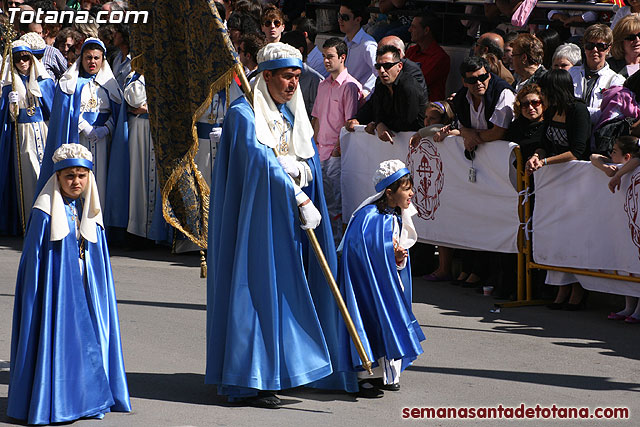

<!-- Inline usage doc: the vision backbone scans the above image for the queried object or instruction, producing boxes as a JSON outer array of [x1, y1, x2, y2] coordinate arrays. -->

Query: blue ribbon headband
[[375, 168, 410, 192], [53, 158, 94, 172], [12, 45, 32, 54], [31, 48, 45, 55], [81, 38, 106, 53], [256, 57, 303, 73]]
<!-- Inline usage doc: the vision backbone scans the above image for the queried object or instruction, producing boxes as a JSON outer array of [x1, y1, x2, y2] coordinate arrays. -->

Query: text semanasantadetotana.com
[[402, 404, 630, 420]]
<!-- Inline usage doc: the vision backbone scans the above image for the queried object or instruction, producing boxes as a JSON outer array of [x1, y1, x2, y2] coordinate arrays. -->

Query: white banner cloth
[[340, 129, 520, 253], [533, 161, 640, 295]]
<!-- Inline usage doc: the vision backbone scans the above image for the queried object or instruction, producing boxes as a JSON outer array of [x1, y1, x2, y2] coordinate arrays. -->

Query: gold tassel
[[200, 250, 207, 278]]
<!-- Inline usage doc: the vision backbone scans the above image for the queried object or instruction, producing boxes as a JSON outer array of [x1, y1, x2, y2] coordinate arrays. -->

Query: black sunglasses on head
[[463, 73, 490, 84], [374, 61, 400, 71], [584, 42, 609, 52], [625, 32, 640, 42], [338, 13, 352, 21]]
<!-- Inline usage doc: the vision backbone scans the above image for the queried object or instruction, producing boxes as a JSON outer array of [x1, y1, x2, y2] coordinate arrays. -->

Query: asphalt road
[[1, 237, 638, 426]]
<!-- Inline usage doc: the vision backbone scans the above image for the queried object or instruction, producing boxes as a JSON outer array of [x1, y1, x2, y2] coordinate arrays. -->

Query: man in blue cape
[[7, 143, 130, 424], [205, 42, 358, 408]]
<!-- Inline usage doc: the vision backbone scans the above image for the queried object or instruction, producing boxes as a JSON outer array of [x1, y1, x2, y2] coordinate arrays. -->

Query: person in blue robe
[[338, 159, 426, 397], [205, 42, 358, 408], [0, 40, 55, 235], [7, 143, 131, 424], [34, 37, 128, 229]]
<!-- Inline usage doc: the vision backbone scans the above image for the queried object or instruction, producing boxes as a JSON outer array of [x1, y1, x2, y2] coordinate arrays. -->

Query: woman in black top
[[505, 84, 546, 160], [524, 69, 591, 310]]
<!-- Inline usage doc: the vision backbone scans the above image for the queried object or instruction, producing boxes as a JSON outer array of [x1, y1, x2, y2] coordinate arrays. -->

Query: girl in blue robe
[[7, 143, 131, 424], [338, 159, 426, 397]]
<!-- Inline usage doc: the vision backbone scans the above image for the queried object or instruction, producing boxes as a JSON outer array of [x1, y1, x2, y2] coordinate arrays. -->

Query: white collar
[[59, 57, 122, 103]]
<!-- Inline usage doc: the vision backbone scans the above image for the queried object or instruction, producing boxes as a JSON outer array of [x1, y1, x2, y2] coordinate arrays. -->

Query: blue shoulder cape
[[206, 96, 355, 391], [338, 204, 425, 372], [7, 208, 131, 424], [0, 78, 55, 235], [34, 81, 129, 227]]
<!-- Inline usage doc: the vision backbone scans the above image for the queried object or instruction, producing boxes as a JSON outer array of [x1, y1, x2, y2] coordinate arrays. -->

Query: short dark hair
[[323, 37, 348, 58], [459, 56, 489, 77], [415, 11, 442, 43], [281, 30, 308, 57], [376, 44, 401, 61], [339, 0, 369, 23], [227, 11, 261, 37], [239, 33, 265, 63], [293, 17, 317, 43]]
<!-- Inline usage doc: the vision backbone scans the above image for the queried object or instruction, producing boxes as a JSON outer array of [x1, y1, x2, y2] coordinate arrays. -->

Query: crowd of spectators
[[2, 0, 640, 322]]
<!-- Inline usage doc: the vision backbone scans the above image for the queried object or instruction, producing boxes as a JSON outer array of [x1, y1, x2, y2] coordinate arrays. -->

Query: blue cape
[[205, 96, 356, 391], [34, 78, 129, 228], [0, 77, 55, 235], [339, 204, 425, 372], [7, 207, 131, 424]]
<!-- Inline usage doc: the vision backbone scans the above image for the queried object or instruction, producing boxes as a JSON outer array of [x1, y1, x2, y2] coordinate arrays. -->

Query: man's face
[[264, 67, 301, 104], [375, 52, 402, 86], [81, 48, 103, 75], [323, 46, 344, 74], [338, 6, 360, 36], [28, 22, 43, 36], [408, 17, 426, 43], [261, 16, 284, 43], [57, 167, 89, 199], [584, 38, 610, 70], [462, 66, 491, 97]]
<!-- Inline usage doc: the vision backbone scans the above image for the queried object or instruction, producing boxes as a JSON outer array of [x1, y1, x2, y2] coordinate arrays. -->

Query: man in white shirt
[[569, 24, 625, 124], [338, 1, 377, 96]]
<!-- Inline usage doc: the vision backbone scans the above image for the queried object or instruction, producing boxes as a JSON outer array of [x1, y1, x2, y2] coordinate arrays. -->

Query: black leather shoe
[[380, 383, 400, 391], [356, 380, 384, 398], [243, 391, 281, 409]]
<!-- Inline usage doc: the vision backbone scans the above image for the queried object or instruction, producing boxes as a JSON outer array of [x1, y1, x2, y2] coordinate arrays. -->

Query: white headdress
[[58, 37, 122, 103], [252, 42, 315, 159], [338, 159, 417, 251], [33, 144, 104, 242], [1, 40, 51, 94]]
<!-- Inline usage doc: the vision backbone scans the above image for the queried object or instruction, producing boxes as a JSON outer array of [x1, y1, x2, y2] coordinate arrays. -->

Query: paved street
[[1, 236, 638, 426]]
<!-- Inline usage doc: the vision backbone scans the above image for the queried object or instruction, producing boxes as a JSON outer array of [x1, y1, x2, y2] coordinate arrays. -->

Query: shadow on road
[[117, 299, 206, 311]]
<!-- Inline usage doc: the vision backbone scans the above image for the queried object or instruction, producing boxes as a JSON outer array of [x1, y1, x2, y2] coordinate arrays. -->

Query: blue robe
[[0, 77, 54, 235], [34, 76, 129, 228], [339, 204, 425, 372], [205, 96, 357, 394], [8, 203, 131, 424]]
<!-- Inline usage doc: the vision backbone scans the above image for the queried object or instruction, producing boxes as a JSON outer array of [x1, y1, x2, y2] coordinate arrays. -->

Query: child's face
[[424, 107, 444, 127], [386, 180, 414, 210], [57, 167, 89, 199], [610, 143, 627, 164]]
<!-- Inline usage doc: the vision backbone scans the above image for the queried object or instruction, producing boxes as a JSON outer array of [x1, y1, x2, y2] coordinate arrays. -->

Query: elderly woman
[[551, 43, 581, 71], [505, 84, 546, 160], [525, 69, 591, 310], [609, 14, 640, 78], [261, 5, 285, 44], [0, 40, 55, 235], [37, 37, 127, 227], [511, 34, 547, 92]]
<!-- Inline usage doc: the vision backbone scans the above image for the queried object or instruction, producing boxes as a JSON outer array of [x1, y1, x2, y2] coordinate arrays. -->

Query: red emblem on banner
[[625, 171, 640, 259], [407, 137, 444, 220]]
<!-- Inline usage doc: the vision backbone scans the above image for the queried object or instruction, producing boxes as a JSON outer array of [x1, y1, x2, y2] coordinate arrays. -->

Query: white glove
[[88, 126, 109, 143], [8, 91, 18, 104], [277, 155, 300, 178], [299, 199, 321, 230], [209, 127, 222, 144], [81, 124, 94, 138]]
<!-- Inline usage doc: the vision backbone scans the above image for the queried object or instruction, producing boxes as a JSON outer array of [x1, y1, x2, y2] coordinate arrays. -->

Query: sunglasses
[[13, 54, 30, 62], [374, 61, 400, 70], [338, 13, 352, 22], [262, 19, 281, 28], [624, 32, 640, 42], [584, 42, 609, 52], [521, 99, 542, 109], [463, 73, 490, 84]]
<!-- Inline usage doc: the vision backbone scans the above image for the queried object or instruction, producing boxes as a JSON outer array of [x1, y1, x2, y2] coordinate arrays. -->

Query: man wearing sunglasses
[[338, 1, 377, 96], [438, 56, 515, 151], [347, 45, 426, 143], [569, 24, 625, 124]]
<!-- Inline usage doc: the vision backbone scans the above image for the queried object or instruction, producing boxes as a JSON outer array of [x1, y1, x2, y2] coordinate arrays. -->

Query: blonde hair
[[425, 100, 454, 125], [612, 14, 640, 60]]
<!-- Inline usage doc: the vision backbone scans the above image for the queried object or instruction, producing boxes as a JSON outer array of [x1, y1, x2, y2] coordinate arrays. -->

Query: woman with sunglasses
[[525, 69, 591, 310], [609, 14, 640, 78], [0, 40, 55, 235], [261, 5, 285, 44], [569, 24, 625, 125], [505, 84, 546, 161]]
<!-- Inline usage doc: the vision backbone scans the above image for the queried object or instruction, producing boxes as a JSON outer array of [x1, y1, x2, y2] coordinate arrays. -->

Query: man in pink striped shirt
[[312, 37, 363, 245]]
